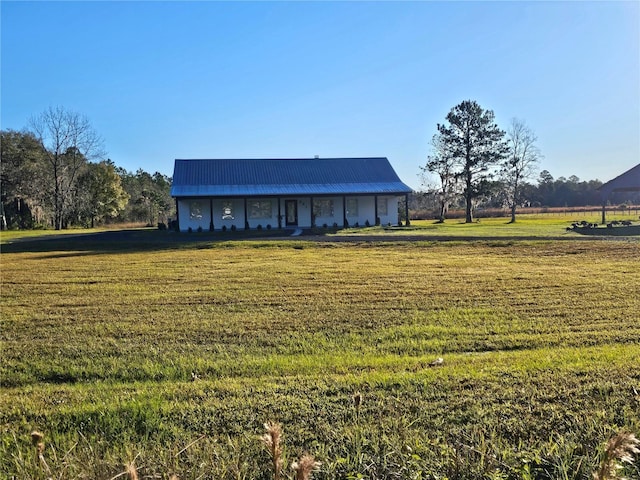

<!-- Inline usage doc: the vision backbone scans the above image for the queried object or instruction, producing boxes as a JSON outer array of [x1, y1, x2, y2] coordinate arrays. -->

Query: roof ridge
[[174, 157, 389, 161]]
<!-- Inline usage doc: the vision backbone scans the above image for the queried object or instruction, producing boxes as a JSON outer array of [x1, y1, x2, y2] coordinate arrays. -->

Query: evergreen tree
[[437, 100, 509, 222]]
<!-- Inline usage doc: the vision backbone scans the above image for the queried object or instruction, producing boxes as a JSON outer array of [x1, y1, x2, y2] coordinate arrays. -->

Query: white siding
[[379, 196, 400, 226], [178, 199, 211, 232], [346, 196, 375, 227], [213, 198, 245, 231], [177, 195, 402, 231]]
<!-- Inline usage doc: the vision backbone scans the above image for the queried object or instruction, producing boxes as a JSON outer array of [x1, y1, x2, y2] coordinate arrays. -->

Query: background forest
[[1, 128, 173, 230]]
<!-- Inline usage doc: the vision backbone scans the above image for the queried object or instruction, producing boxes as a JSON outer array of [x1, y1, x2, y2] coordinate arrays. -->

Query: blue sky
[[2, 1, 638, 190]]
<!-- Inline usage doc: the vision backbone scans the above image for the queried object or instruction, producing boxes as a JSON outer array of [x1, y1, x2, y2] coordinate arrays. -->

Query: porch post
[[602, 202, 606, 225], [278, 198, 282, 229], [310, 196, 314, 227], [374, 195, 379, 226], [343, 196, 347, 228], [244, 198, 249, 230], [405, 194, 410, 226], [209, 198, 214, 231], [175, 199, 180, 231]]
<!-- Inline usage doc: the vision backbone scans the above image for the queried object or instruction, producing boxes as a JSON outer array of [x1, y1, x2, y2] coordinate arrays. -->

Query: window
[[189, 201, 203, 220], [377, 197, 388, 216], [346, 198, 358, 217], [313, 199, 334, 217], [222, 201, 234, 220], [248, 200, 272, 219]]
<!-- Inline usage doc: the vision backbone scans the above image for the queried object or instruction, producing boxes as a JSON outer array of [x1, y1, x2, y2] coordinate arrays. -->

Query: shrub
[[197, 226, 203, 233], [365, 220, 370, 227], [188, 227, 193, 233], [157, 222, 167, 230], [322, 223, 328, 229], [222, 225, 227, 232], [257, 224, 262, 230], [266, 224, 272, 230], [231, 225, 237, 232]]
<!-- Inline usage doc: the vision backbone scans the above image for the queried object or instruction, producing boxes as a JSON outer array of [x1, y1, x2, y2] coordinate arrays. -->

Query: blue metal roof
[[171, 158, 413, 197]]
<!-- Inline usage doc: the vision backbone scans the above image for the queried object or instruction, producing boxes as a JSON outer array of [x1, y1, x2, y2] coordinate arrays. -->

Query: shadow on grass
[[0, 228, 292, 256], [3, 225, 633, 257]]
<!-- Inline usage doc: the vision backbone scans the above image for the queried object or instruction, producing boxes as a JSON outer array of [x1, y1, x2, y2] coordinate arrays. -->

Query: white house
[[170, 157, 413, 232]]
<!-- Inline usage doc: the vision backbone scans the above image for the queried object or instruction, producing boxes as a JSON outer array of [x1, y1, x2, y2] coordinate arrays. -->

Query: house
[[170, 157, 413, 232]]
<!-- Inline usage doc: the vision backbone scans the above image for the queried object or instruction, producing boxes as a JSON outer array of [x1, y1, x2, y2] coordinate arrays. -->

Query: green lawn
[[1, 226, 639, 479], [340, 213, 640, 238]]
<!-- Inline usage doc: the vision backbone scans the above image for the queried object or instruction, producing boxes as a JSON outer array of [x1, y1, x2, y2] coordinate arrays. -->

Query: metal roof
[[171, 158, 413, 197], [597, 163, 640, 200]]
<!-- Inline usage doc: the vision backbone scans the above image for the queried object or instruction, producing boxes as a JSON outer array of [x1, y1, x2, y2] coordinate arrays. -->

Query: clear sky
[[2, 1, 638, 190]]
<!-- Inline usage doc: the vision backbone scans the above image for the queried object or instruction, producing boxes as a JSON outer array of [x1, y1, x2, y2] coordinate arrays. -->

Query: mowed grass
[[340, 212, 640, 238], [1, 230, 639, 479]]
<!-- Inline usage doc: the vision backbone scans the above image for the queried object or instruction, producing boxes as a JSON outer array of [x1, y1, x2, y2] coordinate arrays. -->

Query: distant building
[[597, 163, 640, 223], [170, 157, 412, 232]]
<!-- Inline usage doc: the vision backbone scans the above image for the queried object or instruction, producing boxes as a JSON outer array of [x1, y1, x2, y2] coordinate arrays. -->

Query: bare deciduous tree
[[420, 133, 459, 222], [29, 106, 105, 229], [501, 119, 542, 223]]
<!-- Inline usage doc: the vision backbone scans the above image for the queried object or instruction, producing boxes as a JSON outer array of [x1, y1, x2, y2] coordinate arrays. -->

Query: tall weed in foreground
[[261, 422, 320, 480], [4, 425, 639, 479], [262, 422, 284, 480], [593, 432, 640, 480]]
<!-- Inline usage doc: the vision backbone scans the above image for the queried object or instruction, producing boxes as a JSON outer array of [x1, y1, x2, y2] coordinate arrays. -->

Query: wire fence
[[410, 205, 640, 221]]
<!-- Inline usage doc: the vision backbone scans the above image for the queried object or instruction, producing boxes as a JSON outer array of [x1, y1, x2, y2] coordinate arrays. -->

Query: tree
[[75, 160, 130, 227], [117, 169, 173, 225], [437, 100, 508, 223], [0, 130, 48, 229], [421, 133, 459, 222], [28, 106, 105, 229], [501, 119, 542, 222]]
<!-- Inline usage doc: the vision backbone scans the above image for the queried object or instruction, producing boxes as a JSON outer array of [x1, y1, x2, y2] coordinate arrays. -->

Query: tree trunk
[[465, 195, 473, 223], [510, 204, 517, 223], [465, 170, 473, 223]]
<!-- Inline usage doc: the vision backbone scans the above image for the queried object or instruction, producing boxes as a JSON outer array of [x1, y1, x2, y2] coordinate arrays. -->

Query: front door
[[285, 200, 298, 226]]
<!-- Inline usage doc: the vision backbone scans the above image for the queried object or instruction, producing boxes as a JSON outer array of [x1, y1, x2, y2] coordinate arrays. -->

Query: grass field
[[1, 220, 639, 479]]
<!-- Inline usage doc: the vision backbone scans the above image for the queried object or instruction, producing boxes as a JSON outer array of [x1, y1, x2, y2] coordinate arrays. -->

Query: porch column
[[175, 199, 180, 231], [310, 196, 314, 227], [343, 196, 347, 228], [405, 194, 410, 226], [209, 198, 214, 231], [602, 202, 606, 225], [278, 198, 282, 229], [244, 198, 249, 230], [374, 195, 379, 226]]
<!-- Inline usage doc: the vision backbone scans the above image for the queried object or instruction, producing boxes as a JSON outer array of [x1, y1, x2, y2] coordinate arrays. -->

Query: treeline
[[1, 125, 173, 230], [412, 171, 639, 219], [420, 99, 639, 222]]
